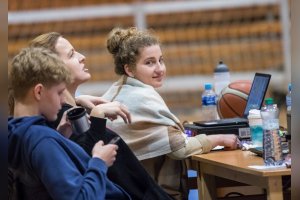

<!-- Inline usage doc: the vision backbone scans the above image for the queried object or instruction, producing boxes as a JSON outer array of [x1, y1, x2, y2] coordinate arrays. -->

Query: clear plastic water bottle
[[286, 83, 291, 134], [214, 61, 230, 96], [260, 98, 283, 166], [202, 83, 218, 120]]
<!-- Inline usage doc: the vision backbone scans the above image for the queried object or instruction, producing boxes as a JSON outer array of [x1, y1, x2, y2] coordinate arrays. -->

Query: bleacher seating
[[8, 1, 284, 117], [8, 0, 136, 11]]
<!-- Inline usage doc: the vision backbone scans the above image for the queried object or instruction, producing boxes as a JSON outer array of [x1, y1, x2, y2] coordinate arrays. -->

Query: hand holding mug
[[67, 107, 90, 135]]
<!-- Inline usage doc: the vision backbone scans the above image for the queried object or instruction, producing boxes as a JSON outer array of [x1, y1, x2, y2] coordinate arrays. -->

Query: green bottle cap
[[265, 98, 273, 105]]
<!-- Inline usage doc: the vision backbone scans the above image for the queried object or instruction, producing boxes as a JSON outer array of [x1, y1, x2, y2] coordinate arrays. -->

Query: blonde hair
[[29, 32, 62, 54], [106, 27, 159, 75], [9, 32, 64, 115], [8, 47, 71, 112]]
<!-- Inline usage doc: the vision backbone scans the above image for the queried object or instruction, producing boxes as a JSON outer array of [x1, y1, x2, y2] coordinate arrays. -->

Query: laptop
[[193, 72, 271, 127]]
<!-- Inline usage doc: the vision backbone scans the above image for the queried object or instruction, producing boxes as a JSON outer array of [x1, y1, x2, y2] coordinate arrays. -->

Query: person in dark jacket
[[28, 32, 174, 200], [8, 47, 131, 200]]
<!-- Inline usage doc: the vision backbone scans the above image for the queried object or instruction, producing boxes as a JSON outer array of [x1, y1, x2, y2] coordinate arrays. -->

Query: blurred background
[[8, 0, 291, 124]]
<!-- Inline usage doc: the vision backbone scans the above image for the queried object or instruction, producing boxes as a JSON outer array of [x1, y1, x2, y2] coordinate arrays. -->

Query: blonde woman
[[27, 32, 173, 200]]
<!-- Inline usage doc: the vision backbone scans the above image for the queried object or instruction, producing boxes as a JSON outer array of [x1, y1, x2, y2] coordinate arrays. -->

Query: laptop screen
[[192, 72, 271, 128], [243, 73, 271, 117]]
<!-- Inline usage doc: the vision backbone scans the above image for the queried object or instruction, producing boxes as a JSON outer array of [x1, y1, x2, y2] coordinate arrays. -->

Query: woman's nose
[[78, 53, 86, 63], [155, 62, 164, 72]]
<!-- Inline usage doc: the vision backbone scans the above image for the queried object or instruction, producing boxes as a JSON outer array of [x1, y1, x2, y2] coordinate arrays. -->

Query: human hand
[[90, 101, 132, 124], [56, 110, 73, 138], [92, 140, 118, 167], [221, 134, 240, 150], [75, 95, 109, 110], [207, 134, 239, 150]]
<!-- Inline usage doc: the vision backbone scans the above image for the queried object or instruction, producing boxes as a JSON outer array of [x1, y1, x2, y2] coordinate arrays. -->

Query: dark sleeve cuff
[[90, 116, 107, 133], [70, 117, 107, 156]]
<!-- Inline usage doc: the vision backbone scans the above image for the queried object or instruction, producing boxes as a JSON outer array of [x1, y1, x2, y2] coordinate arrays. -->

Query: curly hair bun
[[106, 27, 138, 55]]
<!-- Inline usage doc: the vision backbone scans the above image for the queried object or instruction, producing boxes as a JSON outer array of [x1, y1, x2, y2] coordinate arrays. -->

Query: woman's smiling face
[[127, 44, 166, 88]]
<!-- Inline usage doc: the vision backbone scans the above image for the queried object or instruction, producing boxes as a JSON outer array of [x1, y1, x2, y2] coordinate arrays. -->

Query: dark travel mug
[[67, 107, 90, 134]]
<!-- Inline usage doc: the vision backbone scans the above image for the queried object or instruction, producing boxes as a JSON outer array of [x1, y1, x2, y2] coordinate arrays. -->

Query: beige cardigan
[[102, 75, 213, 199]]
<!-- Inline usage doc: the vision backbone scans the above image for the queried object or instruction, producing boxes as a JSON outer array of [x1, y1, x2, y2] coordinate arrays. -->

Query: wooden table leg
[[196, 170, 201, 200], [266, 176, 283, 200], [198, 163, 216, 200]]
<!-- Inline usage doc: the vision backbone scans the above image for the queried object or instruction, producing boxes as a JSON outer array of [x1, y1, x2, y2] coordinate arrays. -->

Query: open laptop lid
[[193, 72, 271, 127], [242, 72, 271, 117]]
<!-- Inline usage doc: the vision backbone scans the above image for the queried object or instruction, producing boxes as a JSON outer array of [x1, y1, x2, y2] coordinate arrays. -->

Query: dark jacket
[[8, 115, 130, 200], [51, 104, 174, 200]]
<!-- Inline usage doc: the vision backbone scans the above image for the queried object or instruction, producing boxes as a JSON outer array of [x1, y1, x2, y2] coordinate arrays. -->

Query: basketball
[[217, 80, 252, 118]]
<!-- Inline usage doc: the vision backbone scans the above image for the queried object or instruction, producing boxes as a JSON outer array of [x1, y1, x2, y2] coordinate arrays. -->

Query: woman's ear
[[124, 64, 135, 78], [33, 83, 44, 101]]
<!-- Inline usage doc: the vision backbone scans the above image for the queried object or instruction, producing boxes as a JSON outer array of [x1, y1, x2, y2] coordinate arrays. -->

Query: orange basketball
[[217, 80, 252, 119]]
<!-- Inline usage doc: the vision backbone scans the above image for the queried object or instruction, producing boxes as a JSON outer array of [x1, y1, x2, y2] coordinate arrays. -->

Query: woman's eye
[[146, 60, 156, 65], [69, 50, 75, 58]]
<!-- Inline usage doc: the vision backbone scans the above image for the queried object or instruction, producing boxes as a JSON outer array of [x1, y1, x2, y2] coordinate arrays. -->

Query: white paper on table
[[248, 164, 286, 170], [212, 145, 224, 150]]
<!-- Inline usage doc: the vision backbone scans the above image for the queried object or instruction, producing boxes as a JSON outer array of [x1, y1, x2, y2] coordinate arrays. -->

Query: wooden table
[[192, 150, 291, 200]]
